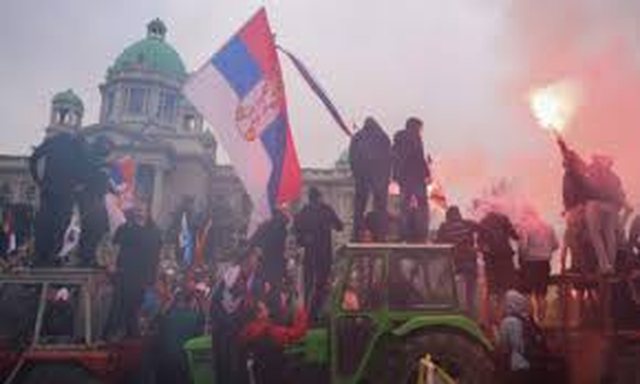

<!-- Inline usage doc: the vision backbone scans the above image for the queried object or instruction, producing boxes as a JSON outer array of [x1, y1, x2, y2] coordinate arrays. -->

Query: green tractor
[[185, 243, 495, 384]]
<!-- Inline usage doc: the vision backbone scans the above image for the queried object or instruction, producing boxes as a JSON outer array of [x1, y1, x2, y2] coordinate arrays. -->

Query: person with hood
[[29, 131, 86, 266], [392, 117, 431, 241], [436, 206, 480, 316], [498, 289, 548, 384], [349, 117, 392, 241], [518, 213, 559, 323], [294, 187, 343, 321], [583, 154, 629, 274]]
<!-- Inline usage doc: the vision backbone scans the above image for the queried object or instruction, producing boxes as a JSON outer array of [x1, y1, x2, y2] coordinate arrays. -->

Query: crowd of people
[[5, 116, 640, 384]]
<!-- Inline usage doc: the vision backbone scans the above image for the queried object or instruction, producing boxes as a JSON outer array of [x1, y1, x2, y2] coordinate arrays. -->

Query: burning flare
[[529, 80, 582, 133]]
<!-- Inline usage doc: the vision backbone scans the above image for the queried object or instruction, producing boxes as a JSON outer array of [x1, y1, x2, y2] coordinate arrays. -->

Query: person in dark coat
[[29, 131, 85, 266], [104, 200, 162, 339], [436, 206, 480, 316], [294, 187, 343, 321], [478, 211, 519, 300], [250, 207, 290, 290], [393, 117, 431, 241], [77, 137, 113, 267], [349, 117, 392, 241]]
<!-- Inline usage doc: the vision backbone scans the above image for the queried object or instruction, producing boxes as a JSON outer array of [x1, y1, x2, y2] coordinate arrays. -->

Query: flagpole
[[276, 44, 353, 137]]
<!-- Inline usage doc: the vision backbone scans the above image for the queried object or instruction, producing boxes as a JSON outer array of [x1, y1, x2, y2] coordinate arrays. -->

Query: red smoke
[[504, 0, 640, 216]]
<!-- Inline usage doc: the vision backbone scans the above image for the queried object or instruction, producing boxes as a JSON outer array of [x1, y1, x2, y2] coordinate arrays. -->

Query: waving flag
[[184, 8, 301, 232]]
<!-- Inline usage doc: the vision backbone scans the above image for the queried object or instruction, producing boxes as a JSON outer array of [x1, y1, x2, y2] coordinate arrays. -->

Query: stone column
[[151, 166, 164, 220]]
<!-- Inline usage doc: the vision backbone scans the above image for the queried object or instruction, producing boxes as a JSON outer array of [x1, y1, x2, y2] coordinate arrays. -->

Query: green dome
[[52, 89, 84, 113], [110, 19, 186, 78]]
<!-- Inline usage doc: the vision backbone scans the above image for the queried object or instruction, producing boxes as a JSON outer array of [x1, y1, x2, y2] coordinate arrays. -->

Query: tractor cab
[[0, 268, 143, 384], [327, 243, 491, 384]]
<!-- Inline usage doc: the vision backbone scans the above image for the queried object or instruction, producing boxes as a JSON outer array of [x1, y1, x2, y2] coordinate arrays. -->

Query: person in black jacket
[[349, 117, 392, 241], [250, 207, 290, 290], [393, 117, 431, 241], [104, 200, 162, 339], [30, 131, 86, 266], [294, 187, 343, 320]]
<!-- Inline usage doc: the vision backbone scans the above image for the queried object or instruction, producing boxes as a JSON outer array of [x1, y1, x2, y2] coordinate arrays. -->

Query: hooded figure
[[392, 117, 431, 241], [499, 290, 551, 384], [349, 117, 392, 241]]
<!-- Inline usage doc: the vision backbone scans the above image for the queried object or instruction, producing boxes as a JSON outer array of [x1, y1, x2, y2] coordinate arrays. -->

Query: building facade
[[0, 19, 355, 246]]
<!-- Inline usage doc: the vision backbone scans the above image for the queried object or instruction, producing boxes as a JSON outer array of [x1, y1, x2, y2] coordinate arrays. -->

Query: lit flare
[[529, 80, 582, 133]]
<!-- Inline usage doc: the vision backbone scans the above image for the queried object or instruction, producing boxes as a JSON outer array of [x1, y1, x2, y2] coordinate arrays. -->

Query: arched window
[[126, 87, 148, 115], [56, 109, 69, 125], [183, 114, 196, 132], [157, 91, 177, 122]]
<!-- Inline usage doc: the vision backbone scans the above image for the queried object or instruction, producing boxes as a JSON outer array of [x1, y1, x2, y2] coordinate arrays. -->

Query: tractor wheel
[[387, 331, 495, 384], [19, 363, 101, 384]]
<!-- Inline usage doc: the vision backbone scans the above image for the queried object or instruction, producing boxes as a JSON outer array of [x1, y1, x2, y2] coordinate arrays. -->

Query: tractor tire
[[19, 363, 101, 384], [384, 331, 495, 384]]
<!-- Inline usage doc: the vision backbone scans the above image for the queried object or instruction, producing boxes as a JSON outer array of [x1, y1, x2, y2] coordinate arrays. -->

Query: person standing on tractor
[[29, 130, 86, 266], [77, 137, 113, 267], [294, 187, 343, 322], [103, 199, 162, 339], [392, 117, 431, 242], [518, 212, 559, 323], [349, 117, 392, 241], [436, 206, 480, 316]]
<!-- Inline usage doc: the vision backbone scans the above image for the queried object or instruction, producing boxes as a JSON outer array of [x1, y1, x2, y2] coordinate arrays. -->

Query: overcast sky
[[0, 0, 519, 161], [1, 0, 638, 215]]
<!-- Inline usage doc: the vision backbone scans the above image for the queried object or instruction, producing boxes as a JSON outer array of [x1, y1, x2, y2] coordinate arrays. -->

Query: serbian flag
[[184, 8, 301, 232]]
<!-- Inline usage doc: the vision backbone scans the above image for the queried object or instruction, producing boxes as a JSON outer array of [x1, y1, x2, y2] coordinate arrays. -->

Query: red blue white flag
[[183, 8, 301, 232]]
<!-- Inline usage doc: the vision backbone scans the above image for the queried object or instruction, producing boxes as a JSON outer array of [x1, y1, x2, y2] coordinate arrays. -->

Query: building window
[[126, 87, 147, 115], [105, 90, 115, 118], [135, 164, 155, 205], [157, 91, 177, 122], [183, 114, 196, 132], [56, 109, 69, 125]]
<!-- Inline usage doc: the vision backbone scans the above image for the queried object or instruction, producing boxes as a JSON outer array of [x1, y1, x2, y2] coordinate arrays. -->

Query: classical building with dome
[[0, 19, 354, 245]]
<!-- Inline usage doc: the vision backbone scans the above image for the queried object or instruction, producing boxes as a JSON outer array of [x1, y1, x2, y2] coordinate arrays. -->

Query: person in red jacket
[[239, 300, 308, 384]]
